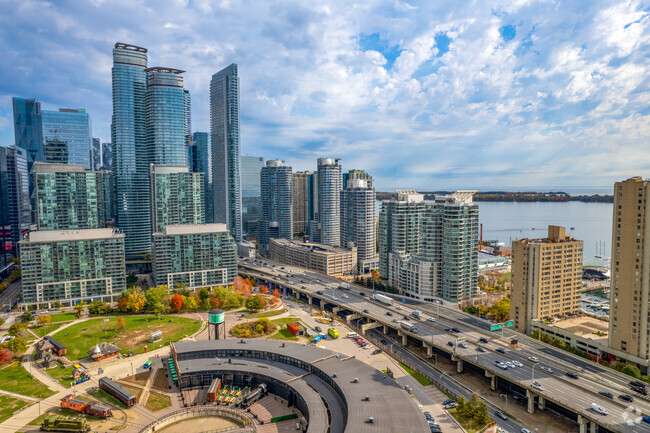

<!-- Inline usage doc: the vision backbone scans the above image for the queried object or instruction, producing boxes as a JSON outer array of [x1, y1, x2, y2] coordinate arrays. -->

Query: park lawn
[[0, 394, 31, 423], [145, 392, 171, 412], [447, 408, 489, 433], [399, 362, 433, 386], [268, 328, 298, 341], [271, 317, 299, 326], [51, 316, 201, 360], [48, 312, 78, 322], [244, 310, 285, 319], [0, 362, 56, 399], [31, 322, 65, 338], [88, 389, 128, 409], [44, 364, 75, 388]]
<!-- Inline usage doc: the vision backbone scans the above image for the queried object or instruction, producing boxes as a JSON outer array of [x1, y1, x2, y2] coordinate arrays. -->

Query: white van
[[591, 403, 607, 415], [347, 332, 359, 339]]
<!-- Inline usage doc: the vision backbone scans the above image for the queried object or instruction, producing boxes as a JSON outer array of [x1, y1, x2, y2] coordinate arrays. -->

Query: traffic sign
[[505, 320, 514, 328], [490, 324, 502, 331]]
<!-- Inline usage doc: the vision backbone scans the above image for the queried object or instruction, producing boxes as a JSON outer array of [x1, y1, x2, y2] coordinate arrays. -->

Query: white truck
[[373, 293, 393, 305], [338, 282, 351, 290], [401, 321, 416, 333]]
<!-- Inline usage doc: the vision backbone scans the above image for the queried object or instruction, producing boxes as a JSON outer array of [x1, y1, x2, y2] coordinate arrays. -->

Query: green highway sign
[[505, 320, 514, 328], [490, 324, 502, 331]]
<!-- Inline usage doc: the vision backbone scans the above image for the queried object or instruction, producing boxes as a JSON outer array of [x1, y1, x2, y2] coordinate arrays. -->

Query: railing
[[137, 407, 257, 433]]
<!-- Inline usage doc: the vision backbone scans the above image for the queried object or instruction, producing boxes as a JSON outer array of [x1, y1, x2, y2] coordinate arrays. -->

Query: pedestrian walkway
[[0, 388, 40, 402]]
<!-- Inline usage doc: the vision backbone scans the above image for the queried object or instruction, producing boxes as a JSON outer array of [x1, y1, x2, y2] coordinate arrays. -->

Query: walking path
[[0, 388, 40, 403]]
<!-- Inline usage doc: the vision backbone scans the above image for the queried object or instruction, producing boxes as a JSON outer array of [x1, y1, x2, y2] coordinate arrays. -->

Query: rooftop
[[24, 228, 123, 243], [156, 224, 229, 236], [270, 238, 355, 255], [549, 316, 609, 345]]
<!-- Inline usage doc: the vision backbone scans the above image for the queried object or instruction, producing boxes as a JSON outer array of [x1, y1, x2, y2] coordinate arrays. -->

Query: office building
[[111, 42, 150, 258], [34, 163, 107, 231], [152, 224, 237, 289], [190, 132, 213, 223], [609, 177, 650, 359], [292, 171, 312, 236], [341, 174, 377, 273], [241, 155, 264, 239], [269, 238, 356, 278], [259, 160, 293, 253], [101, 142, 112, 171], [91, 138, 102, 171], [0, 146, 31, 259], [510, 226, 583, 334], [20, 228, 126, 307], [150, 165, 204, 233], [210, 63, 242, 241], [146, 67, 189, 166], [380, 190, 479, 303], [42, 108, 93, 169], [317, 158, 342, 247], [13, 97, 43, 211]]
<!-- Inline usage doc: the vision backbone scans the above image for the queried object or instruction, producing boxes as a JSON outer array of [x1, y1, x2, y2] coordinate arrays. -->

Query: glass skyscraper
[[34, 163, 106, 231], [0, 146, 31, 260], [112, 42, 149, 258], [241, 155, 264, 240], [259, 160, 293, 253], [341, 173, 378, 273], [12, 97, 43, 211], [41, 108, 93, 169], [190, 132, 212, 223], [211, 64, 242, 241], [317, 158, 343, 247], [91, 138, 101, 171], [150, 165, 204, 233]]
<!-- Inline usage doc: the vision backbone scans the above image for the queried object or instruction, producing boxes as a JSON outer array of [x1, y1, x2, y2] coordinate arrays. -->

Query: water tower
[[208, 309, 226, 340]]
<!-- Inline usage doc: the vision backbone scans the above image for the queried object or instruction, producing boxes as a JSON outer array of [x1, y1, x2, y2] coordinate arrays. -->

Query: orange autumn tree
[[170, 294, 184, 312], [233, 276, 252, 297], [273, 289, 280, 299], [260, 285, 268, 294]]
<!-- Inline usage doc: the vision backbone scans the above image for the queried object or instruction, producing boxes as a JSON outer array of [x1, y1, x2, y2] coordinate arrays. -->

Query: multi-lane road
[[240, 258, 650, 433]]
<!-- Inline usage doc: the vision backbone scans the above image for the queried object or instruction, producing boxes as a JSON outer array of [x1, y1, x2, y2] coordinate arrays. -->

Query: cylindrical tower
[[208, 309, 226, 340]]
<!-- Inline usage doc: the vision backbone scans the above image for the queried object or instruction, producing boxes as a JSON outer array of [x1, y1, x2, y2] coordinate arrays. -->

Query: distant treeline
[[376, 191, 613, 203]]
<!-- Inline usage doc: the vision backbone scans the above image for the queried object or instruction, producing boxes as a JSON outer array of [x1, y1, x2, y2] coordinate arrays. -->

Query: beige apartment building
[[609, 177, 650, 359], [510, 225, 583, 334], [269, 238, 357, 277], [292, 171, 311, 236]]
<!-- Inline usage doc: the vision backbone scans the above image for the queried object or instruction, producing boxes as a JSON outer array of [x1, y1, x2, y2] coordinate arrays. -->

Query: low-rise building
[[269, 238, 356, 277], [152, 224, 237, 289], [286, 322, 307, 336], [88, 342, 121, 362]]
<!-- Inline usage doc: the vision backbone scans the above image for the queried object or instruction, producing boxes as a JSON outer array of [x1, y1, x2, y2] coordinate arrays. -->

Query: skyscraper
[[111, 42, 149, 258], [609, 177, 650, 358], [341, 173, 377, 273], [211, 64, 242, 241], [317, 158, 342, 247], [260, 160, 293, 253], [510, 226, 583, 334], [150, 165, 204, 233], [41, 108, 93, 169], [0, 146, 31, 259], [146, 67, 189, 166], [190, 132, 213, 223], [241, 155, 264, 240], [101, 141, 112, 171], [91, 138, 102, 171], [34, 163, 107, 231], [292, 171, 312, 236], [12, 97, 43, 211]]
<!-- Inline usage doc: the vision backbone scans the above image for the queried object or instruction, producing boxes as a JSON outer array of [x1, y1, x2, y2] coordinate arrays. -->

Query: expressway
[[240, 258, 650, 433]]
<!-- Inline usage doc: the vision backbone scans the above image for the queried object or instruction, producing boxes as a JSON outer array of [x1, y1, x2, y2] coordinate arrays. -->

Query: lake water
[[376, 200, 613, 267]]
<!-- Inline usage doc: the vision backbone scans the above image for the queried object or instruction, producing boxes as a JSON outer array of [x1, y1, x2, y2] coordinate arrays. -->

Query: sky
[[0, 0, 648, 191]]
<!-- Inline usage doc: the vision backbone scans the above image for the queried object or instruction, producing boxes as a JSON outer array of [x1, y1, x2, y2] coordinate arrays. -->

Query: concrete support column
[[307, 296, 312, 305], [383, 325, 387, 334], [426, 344, 433, 358], [456, 359, 463, 373], [589, 421, 597, 433], [538, 395, 545, 411], [578, 416, 586, 433], [332, 306, 341, 314], [398, 331, 407, 346], [526, 390, 535, 414], [484, 373, 496, 391]]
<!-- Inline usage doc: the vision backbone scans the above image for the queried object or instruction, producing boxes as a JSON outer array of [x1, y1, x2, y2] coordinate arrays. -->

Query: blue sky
[[0, 0, 648, 190]]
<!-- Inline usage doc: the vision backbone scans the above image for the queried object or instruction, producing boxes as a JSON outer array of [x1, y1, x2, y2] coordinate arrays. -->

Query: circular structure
[[208, 309, 225, 324], [138, 407, 255, 433], [208, 309, 226, 340], [167, 339, 430, 433]]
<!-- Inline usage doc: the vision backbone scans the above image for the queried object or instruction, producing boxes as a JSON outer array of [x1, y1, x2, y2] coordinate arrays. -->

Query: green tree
[[198, 288, 210, 304], [245, 295, 265, 311], [151, 301, 166, 318], [8, 323, 27, 337], [74, 301, 87, 318], [146, 285, 169, 309], [0, 317, 5, 327], [613, 361, 625, 371], [53, 301, 63, 309], [7, 337, 26, 354], [184, 296, 198, 311], [36, 315, 51, 327], [622, 365, 642, 379], [88, 300, 112, 316], [20, 311, 33, 323]]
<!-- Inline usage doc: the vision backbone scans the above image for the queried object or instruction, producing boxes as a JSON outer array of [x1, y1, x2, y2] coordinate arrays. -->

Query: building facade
[[211, 64, 242, 241], [12, 97, 43, 210], [190, 132, 212, 223], [269, 238, 357, 278], [0, 146, 31, 258], [41, 109, 93, 169], [20, 228, 126, 307], [292, 171, 311, 236], [111, 42, 150, 258], [34, 163, 107, 231], [150, 165, 204, 233], [510, 225, 583, 334], [259, 160, 293, 253], [341, 176, 377, 273], [91, 138, 102, 171], [152, 224, 237, 289], [101, 142, 112, 171], [317, 158, 342, 247], [241, 155, 264, 240], [609, 177, 650, 359]]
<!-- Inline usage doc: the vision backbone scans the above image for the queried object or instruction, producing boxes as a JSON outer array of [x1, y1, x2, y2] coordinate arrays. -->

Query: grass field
[[268, 328, 299, 341], [271, 317, 299, 326], [43, 364, 75, 388], [0, 362, 56, 398], [31, 322, 65, 338], [244, 310, 285, 319], [0, 394, 31, 423], [399, 362, 433, 386], [145, 392, 171, 412], [51, 316, 201, 360], [447, 408, 489, 433], [48, 312, 78, 322]]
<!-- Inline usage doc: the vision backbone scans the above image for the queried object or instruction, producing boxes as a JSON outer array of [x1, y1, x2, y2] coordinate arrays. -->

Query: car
[[396, 305, 402, 310], [423, 411, 432, 419], [630, 380, 646, 388], [444, 328, 453, 332], [317, 291, 324, 295], [403, 315, 410, 320], [599, 391, 614, 399], [496, 348, 506, 354], [495, 410, 508, 420], [427, 317, 436, 323], [458, 342, 468, 349], [528, 356, 539, 363], [363, 309, 370, 313], [477, 346, 487, 352], [591, 403, 608, 415], [479, 338, 488, 343], [512, 360, 523, 367], [359, 291, 365, 296], [643, 415, 650, 424], [386, 312, 393, 316], [540, 366, 553, 373], [448, 341, 455, 347], [632, 385, 648, 395], [342, 294, 349, 299], [497, 362, 508, 370], [531, 381, 543, 391], [619, 394, 634, 403], [506, 361, 515, 368], [521, 428, 532, 433], [451, 328, 461, 333], [444, 402, 457, 409], [315, 326, 322, 332], [372, 349, 382, 355], [442, 399, 455, 406], [380, 339, 387, 345], [430, 425, 442, 433], [566, 372, 579, 379]]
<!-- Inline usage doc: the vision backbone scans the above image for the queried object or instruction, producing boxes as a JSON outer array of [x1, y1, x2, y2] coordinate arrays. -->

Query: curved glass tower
[[317, 157, 342, 247], [112, 43, 149, 258], [260, 160, 293, 253]]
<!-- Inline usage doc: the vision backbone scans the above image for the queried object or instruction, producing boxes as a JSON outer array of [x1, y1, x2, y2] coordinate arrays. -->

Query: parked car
[[496, 348, 506, 354], [619, 394, 634, 403], [566, 372, 579, 379], [531, 381, 543, 391], [372, 349, 381, 355], [444, 401, 457, 409], [598, 391, 614, 399], [495, 410, 508, 420], [442, 399, 455, 406], [315, 326, 322, 332]]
